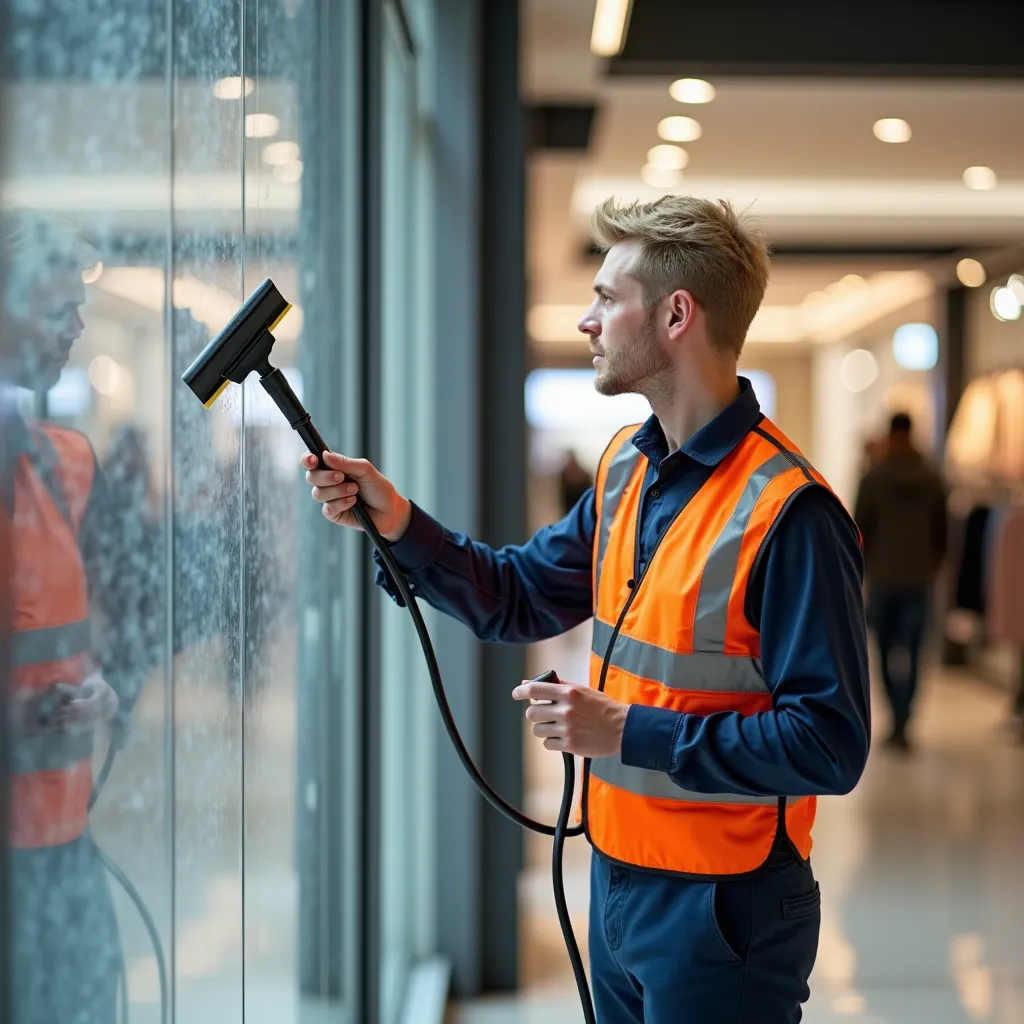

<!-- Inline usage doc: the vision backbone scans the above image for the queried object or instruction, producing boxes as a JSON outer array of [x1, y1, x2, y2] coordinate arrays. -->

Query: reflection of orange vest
[[5, 424, 96, 849], [584, 417, 852, 877]]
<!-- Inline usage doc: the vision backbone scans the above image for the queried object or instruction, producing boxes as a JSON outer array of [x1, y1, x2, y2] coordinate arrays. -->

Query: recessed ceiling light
[[963, 166, 997, 191], [262, 140, 300, 166], [590, 0, 632, 57], [956, 258, 987, 288], [839, 349, 879, 393], [873, 118, 911, 143], [657, 116, 702, 143], [646, 144, 689, 170], [669, 78, 715, 104], [245, 113, 280, 139], [214, 76, 254, 100], [990, 285, 1021, 322], [641, 164, 683, 189]]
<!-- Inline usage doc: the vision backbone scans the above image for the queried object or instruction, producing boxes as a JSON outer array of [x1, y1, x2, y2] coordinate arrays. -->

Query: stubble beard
[[593, 310, 673, 399]]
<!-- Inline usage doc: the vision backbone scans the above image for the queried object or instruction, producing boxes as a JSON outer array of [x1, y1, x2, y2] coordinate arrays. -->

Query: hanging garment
[[987, 507, 1024, 646], [954, 505, 993, 615], [993, 370, 1024, 481]]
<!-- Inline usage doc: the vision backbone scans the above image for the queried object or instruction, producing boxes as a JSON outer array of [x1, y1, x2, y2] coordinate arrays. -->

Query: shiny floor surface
[[449, 662, 1024, 1024]]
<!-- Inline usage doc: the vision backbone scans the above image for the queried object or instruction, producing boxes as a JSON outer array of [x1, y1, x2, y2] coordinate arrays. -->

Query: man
[[304, 195, 870, 1022], [2, 209, 122, 1023], [854, 411, 947, 753]]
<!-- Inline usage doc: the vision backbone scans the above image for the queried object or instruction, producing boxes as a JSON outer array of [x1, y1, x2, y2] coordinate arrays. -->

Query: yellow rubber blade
[[203, 379, 231, 409], [270, 303, 293, 332]]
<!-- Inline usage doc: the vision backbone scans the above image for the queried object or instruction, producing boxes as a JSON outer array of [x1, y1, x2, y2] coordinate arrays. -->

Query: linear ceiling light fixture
[[590, 0, 634, 57]]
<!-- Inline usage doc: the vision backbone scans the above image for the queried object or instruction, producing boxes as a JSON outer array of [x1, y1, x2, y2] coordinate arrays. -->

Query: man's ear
[[667, 290, 696, 337]]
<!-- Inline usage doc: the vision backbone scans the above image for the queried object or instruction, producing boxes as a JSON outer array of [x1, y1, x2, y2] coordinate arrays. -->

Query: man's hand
[[302, 451, 413, 543], [512, 679, 629, 758], [58, 674, 118, 729]]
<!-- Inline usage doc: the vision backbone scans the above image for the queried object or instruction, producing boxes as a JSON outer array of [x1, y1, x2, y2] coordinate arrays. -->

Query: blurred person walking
[[854, 412, 947, 752]]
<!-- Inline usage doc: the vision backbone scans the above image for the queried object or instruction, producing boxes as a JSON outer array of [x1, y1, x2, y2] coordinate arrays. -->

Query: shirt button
[[650, 488, 661, 499]]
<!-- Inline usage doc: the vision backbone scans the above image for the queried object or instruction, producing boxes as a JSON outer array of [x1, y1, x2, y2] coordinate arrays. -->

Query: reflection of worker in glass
[[558, 448, 593, 516], [854, 412, 947, 752], [305, 196, 870, 1022], [1, 209, 121, 1022]]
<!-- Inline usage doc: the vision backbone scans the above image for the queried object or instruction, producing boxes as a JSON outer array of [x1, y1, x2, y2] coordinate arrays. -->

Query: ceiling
[[522, 0, 1024, 360]]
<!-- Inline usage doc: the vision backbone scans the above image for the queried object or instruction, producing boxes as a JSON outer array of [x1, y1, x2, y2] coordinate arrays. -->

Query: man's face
[[8, 266, 86, 391], [578, 240, 672, 397]]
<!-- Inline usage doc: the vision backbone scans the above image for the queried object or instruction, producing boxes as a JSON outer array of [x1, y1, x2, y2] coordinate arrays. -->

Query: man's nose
[[578, 313, 600, 337]]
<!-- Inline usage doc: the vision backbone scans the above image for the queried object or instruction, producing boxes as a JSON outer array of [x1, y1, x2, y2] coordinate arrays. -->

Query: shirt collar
[[631, 375, 763, 469]]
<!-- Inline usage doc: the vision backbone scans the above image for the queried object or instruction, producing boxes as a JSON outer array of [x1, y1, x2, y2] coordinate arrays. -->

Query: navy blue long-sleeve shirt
[[375, 378, 871, 798]]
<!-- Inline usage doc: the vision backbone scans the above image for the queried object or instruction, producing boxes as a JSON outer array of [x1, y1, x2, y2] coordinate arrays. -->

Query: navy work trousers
[[588, 843, 821, 1023]]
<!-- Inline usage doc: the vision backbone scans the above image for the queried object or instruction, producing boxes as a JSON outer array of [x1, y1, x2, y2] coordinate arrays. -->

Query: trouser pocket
[[781, 882, 821, 921], [709, 878, 753, 964]]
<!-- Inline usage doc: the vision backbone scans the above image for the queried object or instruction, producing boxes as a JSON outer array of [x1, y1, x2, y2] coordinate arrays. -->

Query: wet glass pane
[[2, 3, 174, 1024], [3, 1, 360, 1022]]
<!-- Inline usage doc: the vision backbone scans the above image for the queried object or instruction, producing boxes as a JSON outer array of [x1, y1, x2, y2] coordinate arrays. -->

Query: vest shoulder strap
[[594, 424, 644, 521]]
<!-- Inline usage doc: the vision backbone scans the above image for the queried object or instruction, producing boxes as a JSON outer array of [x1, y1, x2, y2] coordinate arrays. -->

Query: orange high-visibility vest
[[583, 417, 852, 877], [5, 423, 96, 849]]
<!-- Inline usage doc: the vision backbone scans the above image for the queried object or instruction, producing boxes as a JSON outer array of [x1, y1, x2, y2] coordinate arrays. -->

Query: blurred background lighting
[[892, 322, 938, 370], [669, 78, 716, 104], [657, 116, 703, 142], [963, 165, 997, 190], [873, 118, 911, 143], [956, 258, 987, 288], [839, 348, 879, 392]]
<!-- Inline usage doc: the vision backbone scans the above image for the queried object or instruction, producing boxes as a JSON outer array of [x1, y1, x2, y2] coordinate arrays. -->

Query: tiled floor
[[450, 634, 1024, 1023]]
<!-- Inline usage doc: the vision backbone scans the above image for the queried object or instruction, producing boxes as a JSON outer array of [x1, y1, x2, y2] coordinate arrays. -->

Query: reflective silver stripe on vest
[[11, 619, 92, 669], [12, 729, 94, 775], [691, 452, 796, 654], [594, 439, 644, 599], [592, 618, 767, 693], [590, 756, 781, 804]]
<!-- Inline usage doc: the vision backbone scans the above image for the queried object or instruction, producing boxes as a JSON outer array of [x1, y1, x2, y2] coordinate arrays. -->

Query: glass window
[[2, 2, 363, 1022]]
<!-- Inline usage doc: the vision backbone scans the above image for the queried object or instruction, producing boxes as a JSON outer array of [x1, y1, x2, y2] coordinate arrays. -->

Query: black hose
[[270, 397, 596, 1016], [350, 499, 585, 840], [348, 498, 595, 1017], [555, 752, 596, 1024]]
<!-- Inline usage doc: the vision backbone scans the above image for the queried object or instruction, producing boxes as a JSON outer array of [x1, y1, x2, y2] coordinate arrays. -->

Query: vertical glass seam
[[164, 0, 178, 1017], [239, 0, 249, 1018]]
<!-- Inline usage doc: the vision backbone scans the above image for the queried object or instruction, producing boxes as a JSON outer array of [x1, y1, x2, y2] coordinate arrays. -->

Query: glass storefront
[[1, 1, 439, 1021]]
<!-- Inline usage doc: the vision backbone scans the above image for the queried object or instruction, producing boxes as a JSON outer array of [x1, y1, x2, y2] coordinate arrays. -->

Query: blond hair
[[591, 195, 770, 357]]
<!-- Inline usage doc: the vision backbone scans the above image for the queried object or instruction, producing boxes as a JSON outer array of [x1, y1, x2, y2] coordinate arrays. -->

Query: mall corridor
[[453, 651, 1024, 1023]]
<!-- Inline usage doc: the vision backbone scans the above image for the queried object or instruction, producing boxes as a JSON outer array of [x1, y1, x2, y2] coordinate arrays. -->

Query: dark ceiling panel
[[611, 0, 1024, 78], [528, 103, 597, 151]]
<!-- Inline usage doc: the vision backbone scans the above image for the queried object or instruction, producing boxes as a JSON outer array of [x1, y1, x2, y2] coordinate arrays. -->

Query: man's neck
[[647, 365, 740, 454]]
